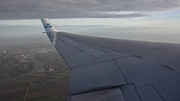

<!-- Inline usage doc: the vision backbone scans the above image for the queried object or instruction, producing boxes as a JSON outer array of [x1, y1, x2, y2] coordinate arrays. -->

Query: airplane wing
[[41, 18, 180, 101]]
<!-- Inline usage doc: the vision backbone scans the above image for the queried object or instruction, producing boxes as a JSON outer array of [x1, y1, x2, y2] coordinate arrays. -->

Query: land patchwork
[[0, 44, 70, 101]]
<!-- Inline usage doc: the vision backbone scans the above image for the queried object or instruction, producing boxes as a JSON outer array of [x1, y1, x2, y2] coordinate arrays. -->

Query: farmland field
[[0, 51, 70, 101]]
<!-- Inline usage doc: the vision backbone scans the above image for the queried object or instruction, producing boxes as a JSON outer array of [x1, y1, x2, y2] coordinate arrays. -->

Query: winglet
[[41, 18, 58, 45], [41, 18, 59, 33]]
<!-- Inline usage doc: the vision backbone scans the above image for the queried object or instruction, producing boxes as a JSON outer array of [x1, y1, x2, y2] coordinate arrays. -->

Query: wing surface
[[41, 18, 180, 101]]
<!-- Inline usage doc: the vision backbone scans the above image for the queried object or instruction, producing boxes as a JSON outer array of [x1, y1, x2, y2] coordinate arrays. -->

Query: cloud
[[0, 0, 179, 19]]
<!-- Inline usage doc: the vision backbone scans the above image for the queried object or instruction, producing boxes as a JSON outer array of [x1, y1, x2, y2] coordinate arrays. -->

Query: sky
[[0, 0, 180, 43]]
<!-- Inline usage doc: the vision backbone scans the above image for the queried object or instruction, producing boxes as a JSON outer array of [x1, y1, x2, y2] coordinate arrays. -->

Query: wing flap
[[136, 85, 164, 101], [70, 88, 126, 101], [69, 61, 127, 95], [121, 85, 141, 101]]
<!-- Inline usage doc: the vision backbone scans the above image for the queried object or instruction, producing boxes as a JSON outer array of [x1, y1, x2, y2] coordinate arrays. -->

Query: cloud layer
[[0, 0, 180, 19]]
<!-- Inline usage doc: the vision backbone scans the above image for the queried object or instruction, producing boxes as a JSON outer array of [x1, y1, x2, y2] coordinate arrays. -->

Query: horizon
[[0, 16, 180, 44]]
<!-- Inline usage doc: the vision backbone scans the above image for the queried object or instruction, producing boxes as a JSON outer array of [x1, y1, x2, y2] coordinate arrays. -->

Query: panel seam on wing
[[113, 59, 128, 84], [72, 56, 131, 69]]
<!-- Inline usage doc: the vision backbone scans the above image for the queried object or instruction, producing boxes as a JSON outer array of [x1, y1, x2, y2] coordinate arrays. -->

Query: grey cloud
[[0, 0, 179, 20]]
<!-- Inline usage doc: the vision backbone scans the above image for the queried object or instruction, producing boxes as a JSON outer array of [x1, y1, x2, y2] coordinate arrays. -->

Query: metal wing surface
[[41, 18, 180, 101]]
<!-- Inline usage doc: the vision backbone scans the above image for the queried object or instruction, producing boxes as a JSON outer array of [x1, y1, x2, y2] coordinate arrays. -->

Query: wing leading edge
[[41, 18, 180, 101]]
